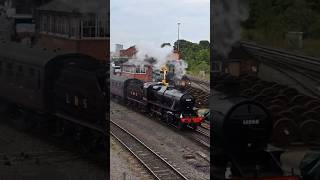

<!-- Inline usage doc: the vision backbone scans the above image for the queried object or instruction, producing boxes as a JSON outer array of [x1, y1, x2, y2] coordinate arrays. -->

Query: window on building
[[41, 15, 48, 32], [56, 16, 62, 34], [81, 15, 107, 38], [49, 15, 54, 33], [82, 17, 96, 38], [141, 67, 146, 73], [69, 18, 77, 38], [97, 17, 107, 37]]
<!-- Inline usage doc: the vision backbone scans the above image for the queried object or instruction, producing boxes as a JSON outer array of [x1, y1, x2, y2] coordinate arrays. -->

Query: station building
[[35, 0, 109, 62], [115, 60, 153, 82]]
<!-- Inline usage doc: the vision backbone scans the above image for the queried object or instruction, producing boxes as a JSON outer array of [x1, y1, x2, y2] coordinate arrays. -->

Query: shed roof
[[37, 0, 108, 14]]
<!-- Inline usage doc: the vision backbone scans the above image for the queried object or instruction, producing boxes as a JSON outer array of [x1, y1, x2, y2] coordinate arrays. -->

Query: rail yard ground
[[110, 101, 210, 180], [0, 117, 107, 180], [110, 136, 154, 180]]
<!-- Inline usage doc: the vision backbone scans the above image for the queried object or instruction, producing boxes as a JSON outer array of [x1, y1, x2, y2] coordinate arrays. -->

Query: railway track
[[191, 127, 210, 149], [110, 120, 189, 180], [229, 42, 320, 146], [241, 41, 320, 74], [111, 100, 210, 152], [186, 87, 209, 108], [186, 75, 210, 93], [263, 60, 320, 97]]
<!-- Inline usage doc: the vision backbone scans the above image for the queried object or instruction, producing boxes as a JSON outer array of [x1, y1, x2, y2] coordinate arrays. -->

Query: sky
[[110, 0, 210, 52]]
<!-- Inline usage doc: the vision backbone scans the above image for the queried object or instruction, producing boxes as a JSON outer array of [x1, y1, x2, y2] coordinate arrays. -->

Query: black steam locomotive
[[0, 41, 108, 152], [110, 75, 203, 129]]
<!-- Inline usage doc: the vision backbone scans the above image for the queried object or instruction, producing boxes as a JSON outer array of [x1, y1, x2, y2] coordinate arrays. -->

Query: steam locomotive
[[0, 41, 108, 153], [110, 74, 203, 129]]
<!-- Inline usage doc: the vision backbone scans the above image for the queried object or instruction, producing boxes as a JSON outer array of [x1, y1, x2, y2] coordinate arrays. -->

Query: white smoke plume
[[213, 0, 249, 58], [135, 42, 172, 68], [135, 42, 189, 80], [167, 59, 188, 79]]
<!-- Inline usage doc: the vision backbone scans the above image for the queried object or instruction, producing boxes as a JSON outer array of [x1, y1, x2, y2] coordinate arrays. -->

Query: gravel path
[[110, 101, 210, 180], [0, 121, 107, 180], [110, 136, 155, 180]]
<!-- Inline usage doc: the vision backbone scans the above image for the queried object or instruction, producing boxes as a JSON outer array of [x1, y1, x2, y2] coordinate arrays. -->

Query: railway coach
[[0, 40, 108, 151]]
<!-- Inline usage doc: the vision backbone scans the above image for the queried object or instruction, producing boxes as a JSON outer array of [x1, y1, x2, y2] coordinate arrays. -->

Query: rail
[[110, 120, 189, 180]]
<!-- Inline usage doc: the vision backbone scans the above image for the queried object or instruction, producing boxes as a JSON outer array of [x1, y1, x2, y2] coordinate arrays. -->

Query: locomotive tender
[[0, 40, 108, 150], [110, 74, 203, 129]]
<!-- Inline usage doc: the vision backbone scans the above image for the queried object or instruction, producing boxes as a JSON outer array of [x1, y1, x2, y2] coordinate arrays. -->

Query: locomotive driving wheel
[[165, 114, 172, 125], [189, 124, 198, 130], [177, 120, 185, 130]]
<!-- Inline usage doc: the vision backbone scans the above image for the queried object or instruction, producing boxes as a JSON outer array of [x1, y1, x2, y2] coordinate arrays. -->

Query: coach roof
[[0, 40, 65, 67]]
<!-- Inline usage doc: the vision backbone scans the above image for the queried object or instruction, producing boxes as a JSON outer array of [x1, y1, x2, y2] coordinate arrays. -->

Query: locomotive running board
[[54, 113, 106, 135]]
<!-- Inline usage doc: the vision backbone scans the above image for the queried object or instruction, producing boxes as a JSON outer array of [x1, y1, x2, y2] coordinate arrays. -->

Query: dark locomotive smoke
[[213, 0, 249, 58]]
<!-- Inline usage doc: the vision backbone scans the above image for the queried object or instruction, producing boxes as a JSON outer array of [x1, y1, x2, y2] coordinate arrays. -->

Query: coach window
[[5, 62, 14, 83], [16, 65, 24, 84], [17, 65, 23, 76], [0, 61, 2, 76], [27, 68, 35, 89], [66, 93, 70, 104], [74, 96, 79, 106], [29, 68, 35, 77], [83, 98, 88, 109], [6, 62, 13, 76], [37, 70, 41, 90]]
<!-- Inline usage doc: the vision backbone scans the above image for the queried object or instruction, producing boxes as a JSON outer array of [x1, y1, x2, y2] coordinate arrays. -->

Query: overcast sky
[[110, 0, 210, 51]]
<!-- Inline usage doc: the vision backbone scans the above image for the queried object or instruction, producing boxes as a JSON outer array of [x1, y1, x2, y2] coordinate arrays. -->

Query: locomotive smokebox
[[211, 93, 272, 153]]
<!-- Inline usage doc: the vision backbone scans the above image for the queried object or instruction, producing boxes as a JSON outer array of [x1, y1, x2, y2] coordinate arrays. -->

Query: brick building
[[119, 61, 152, 82], [35, 0, 109, 61], [119, 46, 137, 59]]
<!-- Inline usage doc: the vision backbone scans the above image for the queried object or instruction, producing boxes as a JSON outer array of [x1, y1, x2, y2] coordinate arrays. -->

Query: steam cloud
[[213, 0, 249, 58], [135, 42, 172, 69], [135, 42, 188, 80]]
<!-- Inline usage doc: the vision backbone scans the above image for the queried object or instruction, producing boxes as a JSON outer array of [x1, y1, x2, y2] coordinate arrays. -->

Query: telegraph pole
[[177, 22, 181, 52]]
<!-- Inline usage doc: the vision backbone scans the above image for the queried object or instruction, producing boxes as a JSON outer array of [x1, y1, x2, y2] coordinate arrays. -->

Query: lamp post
[[177, 22, 181, 52]]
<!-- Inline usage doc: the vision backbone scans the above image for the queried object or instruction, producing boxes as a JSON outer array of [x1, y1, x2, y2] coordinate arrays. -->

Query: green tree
[[172, 39, 210, 75]]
